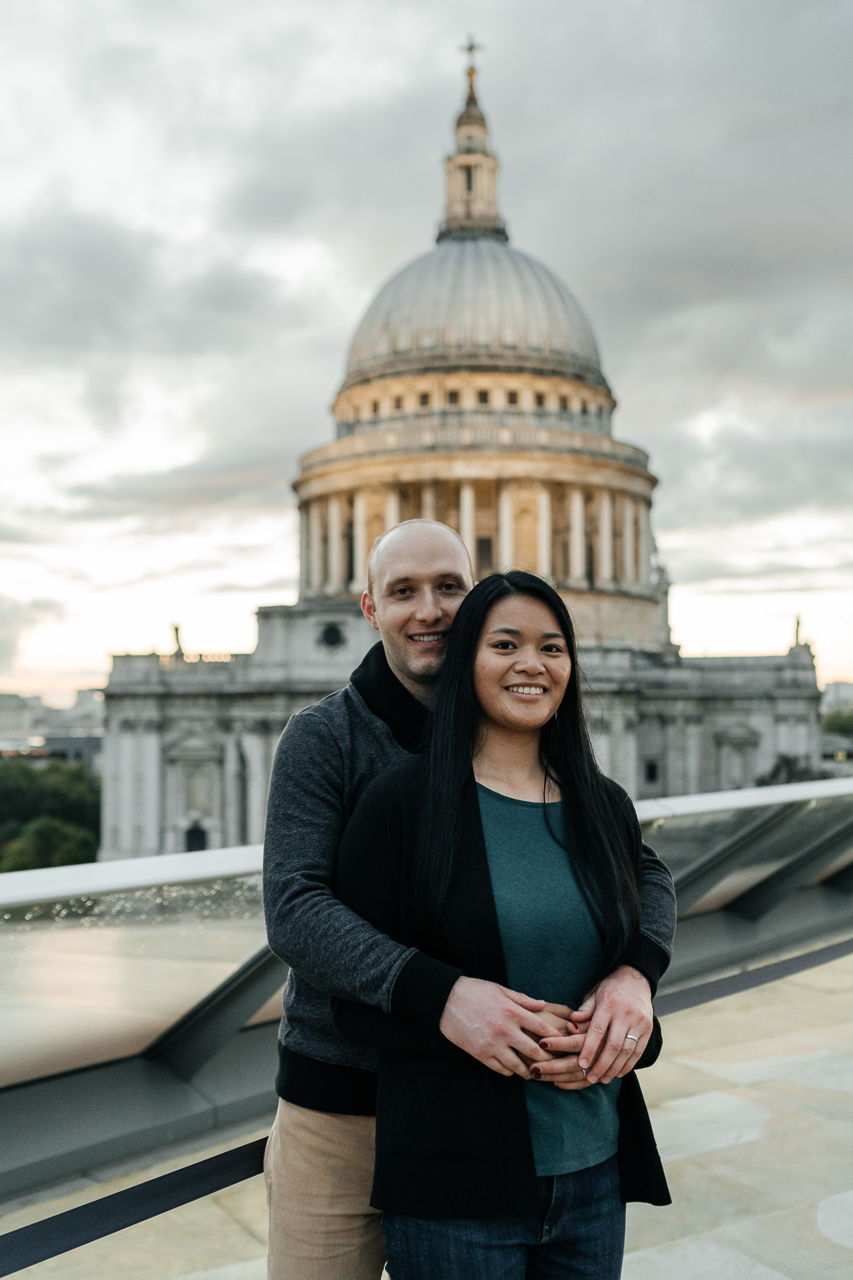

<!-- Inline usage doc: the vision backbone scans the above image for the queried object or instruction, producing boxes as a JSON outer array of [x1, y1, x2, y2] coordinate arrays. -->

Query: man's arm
[[263, 710, 423, 1012]]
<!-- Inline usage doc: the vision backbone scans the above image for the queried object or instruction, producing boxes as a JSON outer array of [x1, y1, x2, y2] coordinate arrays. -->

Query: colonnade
[[300, 480, 653, 598]]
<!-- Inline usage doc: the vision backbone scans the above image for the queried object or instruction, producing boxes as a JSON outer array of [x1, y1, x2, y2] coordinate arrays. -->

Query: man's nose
[[414, 589, 443, 621]]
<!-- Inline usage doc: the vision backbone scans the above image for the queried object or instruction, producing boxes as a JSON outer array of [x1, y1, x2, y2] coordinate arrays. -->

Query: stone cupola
[[438, 62, 507, 243]]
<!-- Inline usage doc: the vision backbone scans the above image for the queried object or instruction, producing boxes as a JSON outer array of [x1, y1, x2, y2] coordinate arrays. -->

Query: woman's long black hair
[[417, 570, 641, 977]]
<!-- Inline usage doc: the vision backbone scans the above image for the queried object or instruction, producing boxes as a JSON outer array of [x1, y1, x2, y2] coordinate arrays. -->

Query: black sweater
[[334, 756, 671, 1217]]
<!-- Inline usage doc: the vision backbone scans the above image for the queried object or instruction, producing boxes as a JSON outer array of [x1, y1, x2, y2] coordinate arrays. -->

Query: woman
[[334, 571, 670, 1279]]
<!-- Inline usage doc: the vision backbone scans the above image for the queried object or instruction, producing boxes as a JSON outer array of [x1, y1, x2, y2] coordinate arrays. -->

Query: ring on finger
[[625, 1034, 640, 1045]]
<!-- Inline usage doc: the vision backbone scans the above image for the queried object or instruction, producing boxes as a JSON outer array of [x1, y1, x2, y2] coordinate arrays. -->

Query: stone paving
[[2, 952, 853, 1278]]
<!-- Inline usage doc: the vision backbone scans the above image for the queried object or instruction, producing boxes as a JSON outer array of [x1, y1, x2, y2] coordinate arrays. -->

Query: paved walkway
[[2, 951, 853, 1278]]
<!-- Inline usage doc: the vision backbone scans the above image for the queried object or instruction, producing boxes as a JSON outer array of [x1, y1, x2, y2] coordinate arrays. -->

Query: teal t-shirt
[[476, 783, 620, 1176]]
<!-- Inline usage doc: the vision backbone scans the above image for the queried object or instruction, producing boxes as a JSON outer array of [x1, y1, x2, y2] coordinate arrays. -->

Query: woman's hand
[[527, 1031, 595, 1089], [514, 1004, 574, 1068]]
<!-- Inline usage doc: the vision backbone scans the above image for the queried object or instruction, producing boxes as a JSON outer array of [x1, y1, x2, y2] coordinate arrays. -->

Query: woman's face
[[473, 594, 572, 733]]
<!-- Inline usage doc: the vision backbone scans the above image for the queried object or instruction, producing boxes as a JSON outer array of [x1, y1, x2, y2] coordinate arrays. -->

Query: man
[[263, 520, 676, 1280]]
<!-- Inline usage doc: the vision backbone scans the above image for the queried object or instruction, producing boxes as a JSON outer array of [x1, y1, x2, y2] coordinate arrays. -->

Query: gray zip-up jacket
[[263, 642, 677, 1114]]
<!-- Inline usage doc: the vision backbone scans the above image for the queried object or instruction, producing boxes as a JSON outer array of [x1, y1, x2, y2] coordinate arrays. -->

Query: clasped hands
[[439, 965, 653, 1090]]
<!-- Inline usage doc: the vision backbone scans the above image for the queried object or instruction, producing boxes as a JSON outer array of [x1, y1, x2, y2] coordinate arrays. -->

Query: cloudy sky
[[1, 0, 851, 700]]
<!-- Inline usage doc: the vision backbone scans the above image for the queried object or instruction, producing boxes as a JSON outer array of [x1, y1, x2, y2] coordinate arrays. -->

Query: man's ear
[[361, 591, 380, 632]]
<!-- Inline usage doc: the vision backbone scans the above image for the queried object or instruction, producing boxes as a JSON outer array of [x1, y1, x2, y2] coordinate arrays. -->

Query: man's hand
[[572, 965, 653, 1084], [439, 978, 566, 1079]]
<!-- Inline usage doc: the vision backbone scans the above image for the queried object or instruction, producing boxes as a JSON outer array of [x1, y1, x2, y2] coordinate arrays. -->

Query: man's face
[[361, 525, 473, 698]]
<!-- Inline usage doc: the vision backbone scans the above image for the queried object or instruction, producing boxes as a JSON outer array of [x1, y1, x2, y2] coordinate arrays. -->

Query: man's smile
[[408, 632, 448, 644]]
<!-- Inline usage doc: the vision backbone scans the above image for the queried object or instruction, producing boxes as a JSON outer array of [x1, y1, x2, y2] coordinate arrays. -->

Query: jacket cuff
[[621, 934, 670, 998], [390, 951, 463, 1029]]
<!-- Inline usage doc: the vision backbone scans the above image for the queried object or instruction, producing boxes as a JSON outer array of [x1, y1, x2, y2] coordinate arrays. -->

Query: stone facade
[[100, 601, 820, 859], [99, 69, 821, 859]]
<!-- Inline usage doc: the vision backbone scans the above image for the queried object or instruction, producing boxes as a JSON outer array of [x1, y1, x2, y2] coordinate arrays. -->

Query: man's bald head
[[366, 520, 472, 597]]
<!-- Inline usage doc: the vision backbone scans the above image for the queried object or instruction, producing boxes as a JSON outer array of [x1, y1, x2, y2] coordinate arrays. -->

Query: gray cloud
[[0, 597, 64, 672], [208, 576, 297, 594], [0, 0, 851, 569]]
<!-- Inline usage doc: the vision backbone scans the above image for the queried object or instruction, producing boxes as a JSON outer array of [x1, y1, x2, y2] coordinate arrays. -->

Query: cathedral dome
[[340, 237, 606, 393]]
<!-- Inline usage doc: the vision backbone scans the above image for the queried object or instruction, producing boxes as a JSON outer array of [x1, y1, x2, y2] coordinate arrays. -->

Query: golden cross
[[460, 34, 484, 68]]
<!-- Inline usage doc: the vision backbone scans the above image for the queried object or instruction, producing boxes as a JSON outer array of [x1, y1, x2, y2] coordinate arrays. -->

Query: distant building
[[99, 69, 821, 860], [823, 683, 853, 716], [0, 693, 41, 750], [0, 689, 104, 767]]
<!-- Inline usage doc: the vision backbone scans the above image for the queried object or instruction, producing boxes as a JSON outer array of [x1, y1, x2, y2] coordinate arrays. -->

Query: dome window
[[419, 392, 430, 407], [535, 393, 545, 408], [507, 391, 518, 406], [447, 390, 459, 405], [464, 166, 473, 192], [581, 401, 588, 415], [559, 396, 568, 412], [478, 390, 489, 405], [372, 400, 379, 415], [393, 396, 403, 410]]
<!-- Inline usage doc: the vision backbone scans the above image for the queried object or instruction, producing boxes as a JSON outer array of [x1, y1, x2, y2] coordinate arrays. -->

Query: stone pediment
[[165, 733, 223, 763]]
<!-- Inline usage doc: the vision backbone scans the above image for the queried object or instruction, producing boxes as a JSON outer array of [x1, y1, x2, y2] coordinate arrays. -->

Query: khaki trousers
[[264, 1098, 387, 1280]]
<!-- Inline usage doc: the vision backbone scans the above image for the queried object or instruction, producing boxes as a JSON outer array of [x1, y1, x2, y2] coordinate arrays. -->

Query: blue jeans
[[382, 1154, 625, 1279]]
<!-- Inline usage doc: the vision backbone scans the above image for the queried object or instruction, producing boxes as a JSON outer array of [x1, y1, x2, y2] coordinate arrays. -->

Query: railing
[[336, 405, 613, 438], [0, 843, 263, 910]]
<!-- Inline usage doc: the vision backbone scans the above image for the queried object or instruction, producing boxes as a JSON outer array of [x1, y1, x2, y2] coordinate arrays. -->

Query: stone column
[[223, 735, 244, 847], [598, 490, 614, 587], [498, 483, 514, 569], [421, 483, 436, 520], [385, 487, 400, 530], [537, 485, 552, 578], [568, 487, 585, 586], [622, 494, 636, 585], [309, 500, 324, 595], [350, 489, 368, 593], [638, 501, 652, 588], [459, 482, 476, 563], [327, 495, 343, 593], [240, 732, 269, 846], [299, 503, 310, 599]]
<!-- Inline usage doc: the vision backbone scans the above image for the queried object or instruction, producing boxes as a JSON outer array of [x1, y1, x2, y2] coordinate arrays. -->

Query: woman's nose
[[514, 648, 544, 672]]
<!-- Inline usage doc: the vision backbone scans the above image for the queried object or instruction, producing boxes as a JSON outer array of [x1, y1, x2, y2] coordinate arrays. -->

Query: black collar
[[350, 641, 429, 753]]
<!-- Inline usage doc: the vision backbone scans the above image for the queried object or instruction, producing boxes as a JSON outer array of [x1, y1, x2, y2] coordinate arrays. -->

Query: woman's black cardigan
[[333, 756, 671, 1219]]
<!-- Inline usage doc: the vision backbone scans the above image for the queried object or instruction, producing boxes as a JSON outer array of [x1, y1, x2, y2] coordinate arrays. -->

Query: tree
[[823, 711, 853, 737], [0, 758, 100, 872], [0, 758, 100, 833], [0, 816, 97, 872]]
